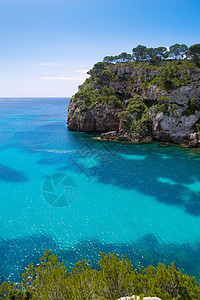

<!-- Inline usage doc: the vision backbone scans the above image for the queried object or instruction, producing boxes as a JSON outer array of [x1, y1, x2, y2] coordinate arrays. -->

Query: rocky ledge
[[67, 59, 200, 147]]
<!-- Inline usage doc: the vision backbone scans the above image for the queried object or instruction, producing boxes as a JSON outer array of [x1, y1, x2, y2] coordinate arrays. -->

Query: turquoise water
[[1, 98, 200, 282]]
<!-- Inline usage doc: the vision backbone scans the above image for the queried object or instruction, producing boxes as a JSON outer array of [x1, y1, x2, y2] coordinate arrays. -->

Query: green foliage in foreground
[[1, 250, 200, 300]]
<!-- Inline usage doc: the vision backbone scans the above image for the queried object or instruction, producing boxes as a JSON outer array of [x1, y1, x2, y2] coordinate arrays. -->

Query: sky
[[0, 0, 200, 97]]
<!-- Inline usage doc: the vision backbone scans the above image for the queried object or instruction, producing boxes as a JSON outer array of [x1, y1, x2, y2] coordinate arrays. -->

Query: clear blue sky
[[0, 0, 199, 97]]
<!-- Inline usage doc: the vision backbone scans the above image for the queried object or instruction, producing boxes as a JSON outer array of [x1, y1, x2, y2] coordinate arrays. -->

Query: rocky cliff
[[67, 60, 200, 147]]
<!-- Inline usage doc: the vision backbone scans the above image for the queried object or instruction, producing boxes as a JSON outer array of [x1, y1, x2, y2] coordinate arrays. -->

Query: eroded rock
[[67, 62, 200, 147]]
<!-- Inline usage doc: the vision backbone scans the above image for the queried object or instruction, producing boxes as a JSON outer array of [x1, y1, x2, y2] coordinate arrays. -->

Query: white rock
[[118, 296, 161, 300]]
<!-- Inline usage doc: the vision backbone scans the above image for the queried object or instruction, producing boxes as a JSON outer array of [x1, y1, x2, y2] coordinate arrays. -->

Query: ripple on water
[[1, 98, 200, 283]]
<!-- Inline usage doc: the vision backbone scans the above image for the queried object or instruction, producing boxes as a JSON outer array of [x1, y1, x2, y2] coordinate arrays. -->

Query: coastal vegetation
[[102, 43, 200, 65], [74, 58, 198, 113], [1, 250, 200, 299], [67, 43, 200, 146], [73, 43, 200, 109]]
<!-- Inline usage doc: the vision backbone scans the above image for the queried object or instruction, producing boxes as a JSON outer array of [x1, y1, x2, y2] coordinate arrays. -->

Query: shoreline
[[89, 132, 200, 148]]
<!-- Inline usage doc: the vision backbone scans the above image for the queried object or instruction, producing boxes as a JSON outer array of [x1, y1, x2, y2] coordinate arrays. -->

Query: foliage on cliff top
[[1, 250, 200, 300], [150, 60, 196, 90], [101, 43, 200, 66], [87, 59, 198, 90], [69, 44, 200, 137], [75, 43, 200, 104], [73, 59, 199, 114]]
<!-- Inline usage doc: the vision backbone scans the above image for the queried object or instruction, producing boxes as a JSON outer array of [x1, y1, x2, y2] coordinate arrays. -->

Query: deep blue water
[[1, 97, 200, 282]]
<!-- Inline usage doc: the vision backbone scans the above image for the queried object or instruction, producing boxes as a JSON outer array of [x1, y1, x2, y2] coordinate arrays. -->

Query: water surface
[[0, 98, 200, 282]]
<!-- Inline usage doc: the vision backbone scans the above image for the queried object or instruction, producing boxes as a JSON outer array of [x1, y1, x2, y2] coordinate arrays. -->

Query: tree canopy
[[102, 43, 198, 64], [188, 44, 200, 66]]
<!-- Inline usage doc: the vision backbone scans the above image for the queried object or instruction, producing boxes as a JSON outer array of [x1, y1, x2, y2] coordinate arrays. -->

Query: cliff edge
[[67, 58, 200, 147]]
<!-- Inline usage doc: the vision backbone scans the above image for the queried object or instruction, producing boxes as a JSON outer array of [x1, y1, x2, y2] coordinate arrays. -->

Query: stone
[[118, 296, 161, 300]]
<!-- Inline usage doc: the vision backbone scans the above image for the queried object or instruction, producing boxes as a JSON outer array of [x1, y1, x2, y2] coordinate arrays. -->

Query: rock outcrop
[[67, 104, 120, 132], [67, 60, 200, 147]]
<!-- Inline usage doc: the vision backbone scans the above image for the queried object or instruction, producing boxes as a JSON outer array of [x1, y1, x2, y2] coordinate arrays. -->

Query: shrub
[[1, 251, 200, 300], [151, 61, 195, 91], [157, 96, 169, 104], [126, 96, 148, 119], [183, 98, 200, 116]]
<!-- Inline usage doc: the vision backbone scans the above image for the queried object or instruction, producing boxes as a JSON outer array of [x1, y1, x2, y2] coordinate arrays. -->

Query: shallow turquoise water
[[1, 98, 200, 282]]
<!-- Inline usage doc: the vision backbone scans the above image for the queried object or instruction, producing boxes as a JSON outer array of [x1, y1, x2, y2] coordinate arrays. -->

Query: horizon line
[[0, 96, 72, 98]]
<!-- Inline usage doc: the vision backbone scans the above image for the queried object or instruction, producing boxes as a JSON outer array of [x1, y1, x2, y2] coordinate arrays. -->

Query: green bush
[[1, 251, 200, 300], [98, 69, 114, 84], [73, 83, 124, 110], [126, 96, 148, 119], [87, 62, 107, 78], [118, 96, 152, 135], [194, 118, 200, 136], [151, 61, 195, 91], [101, 86, 115, 96], [183, 98, 200, 116], [157, 96, 169, 104], [141, 80, 148, 91], [153, 102, 170, 116]]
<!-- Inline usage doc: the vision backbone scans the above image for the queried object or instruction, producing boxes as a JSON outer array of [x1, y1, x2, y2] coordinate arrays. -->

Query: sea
[[0, 97, 200, 283]]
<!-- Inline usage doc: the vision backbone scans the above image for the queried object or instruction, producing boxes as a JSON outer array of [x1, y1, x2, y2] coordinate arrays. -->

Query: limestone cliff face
[[67, 61, 200, 147], [149, 81, 200, 146], [67, 101, 120, 132]]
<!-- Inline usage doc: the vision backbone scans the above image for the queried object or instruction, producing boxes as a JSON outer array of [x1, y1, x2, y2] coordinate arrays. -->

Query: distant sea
[[1, 97, 200, 282]]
